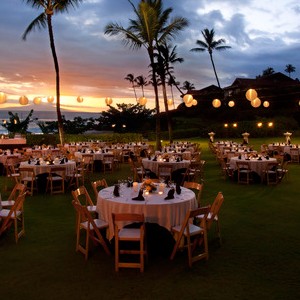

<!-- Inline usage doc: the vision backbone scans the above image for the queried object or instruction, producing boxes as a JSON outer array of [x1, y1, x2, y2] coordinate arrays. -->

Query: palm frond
[[22, 13, 47, 40]]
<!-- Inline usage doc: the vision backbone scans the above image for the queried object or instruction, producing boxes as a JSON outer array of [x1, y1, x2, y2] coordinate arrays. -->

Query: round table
[[97, 184, 198, 240], [229, 156, 277, 179], [142, 158, 190, 176]]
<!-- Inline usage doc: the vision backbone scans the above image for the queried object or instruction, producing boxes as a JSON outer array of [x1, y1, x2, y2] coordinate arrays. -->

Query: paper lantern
[[212, 98, 221, 108], [138, 97, 147, 105], [185, 101, 193, 107], [192, 99, 198, 106], [0, 92, 7, 104], [245, 89, 257, 101], [263, 101, 269, 108], [167, 99, 173, 106], [228, 100, 235, 107], [33, 97, 42, 105], [183, 94, 193, 104], [47, 96, 55, 103], [105, 97, 113, 105], [19, 95, 29, 105], [251, 97, 261, 108], [77, 96, 84, 103]]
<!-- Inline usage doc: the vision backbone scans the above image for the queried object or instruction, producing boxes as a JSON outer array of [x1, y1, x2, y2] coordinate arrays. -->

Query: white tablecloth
[[229, 156, 277, 178], [19, 160, 76, 176], [142, 158, 190, 175], [97, 184, 198, 240]]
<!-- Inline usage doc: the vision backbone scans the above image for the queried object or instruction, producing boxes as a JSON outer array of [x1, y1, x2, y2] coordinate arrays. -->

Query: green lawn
[[0, 138, 299, 300]]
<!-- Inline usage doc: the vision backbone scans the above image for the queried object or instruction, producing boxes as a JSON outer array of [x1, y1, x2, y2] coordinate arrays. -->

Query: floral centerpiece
[[141, 178, 157, 193]]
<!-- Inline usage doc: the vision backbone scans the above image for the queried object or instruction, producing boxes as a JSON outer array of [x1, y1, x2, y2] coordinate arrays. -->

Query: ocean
[[0, 110, 101, 135]]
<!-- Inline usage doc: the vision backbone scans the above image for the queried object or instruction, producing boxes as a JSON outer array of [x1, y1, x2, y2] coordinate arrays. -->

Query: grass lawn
[[0, 137, 299, 300]]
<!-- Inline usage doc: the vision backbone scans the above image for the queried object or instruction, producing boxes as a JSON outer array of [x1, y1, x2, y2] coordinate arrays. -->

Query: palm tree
[[262, 67, 275, 76], [181, 81, 195, 92], [22, 0, 83, 145], [105, 0, 188, 150], [285, 64, 296, 78], [124, 73, 138, 102], [155, 43, 184, 143], [190, 28, 231, 88], [135, 75, 148, 97]]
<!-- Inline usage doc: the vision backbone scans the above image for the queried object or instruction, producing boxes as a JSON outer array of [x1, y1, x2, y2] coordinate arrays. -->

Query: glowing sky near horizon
[[0, 0, 299, 113]]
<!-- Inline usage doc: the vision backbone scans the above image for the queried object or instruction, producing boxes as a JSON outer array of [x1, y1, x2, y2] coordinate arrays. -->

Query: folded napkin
[[127, 180, 133, 187], [132, 189, 145, 201], [35, 161, 40, 165], [165, 188, 175, 200], [28, 159, 31, 164], [113, 184, 120, 197], [152, 157, 157, 161], [176, 183, 181, 195]]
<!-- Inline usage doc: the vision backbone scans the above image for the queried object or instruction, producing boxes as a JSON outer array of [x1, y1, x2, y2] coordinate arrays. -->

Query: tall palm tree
[[190, 28, 231, 88], [22, 0, 83, 145], [105, 0, 188, 150], [262, 67, 275, 76], [155, 43, 183, 143], [285, 64, 296, 78], [124, 73, 138, 101], [135, 75, 148, 97]]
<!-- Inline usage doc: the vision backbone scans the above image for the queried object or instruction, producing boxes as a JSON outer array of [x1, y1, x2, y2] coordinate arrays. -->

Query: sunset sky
[[0, 0, 299, 113]]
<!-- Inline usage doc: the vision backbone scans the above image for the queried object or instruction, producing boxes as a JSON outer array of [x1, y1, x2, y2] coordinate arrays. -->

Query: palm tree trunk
[[47, 14, 65, 145], [209, 52, 221, 88], [161, 79, 173, 143], [149, 50, 161, 151]]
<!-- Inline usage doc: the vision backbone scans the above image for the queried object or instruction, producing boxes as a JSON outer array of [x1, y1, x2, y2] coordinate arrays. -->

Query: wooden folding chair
[[71, 200, 110, 260], [46, 166, 66, 194], [170, 206, 210, 268], [1, 183, 27, 208], [183, 181, 204, 207], [196, 192, 224, 244], [91, 179, 108, 202], [112, 213, 147, 272], [0, 191, 27, 243], [19, 167, 38, 196], [71, 186, 97, 214]]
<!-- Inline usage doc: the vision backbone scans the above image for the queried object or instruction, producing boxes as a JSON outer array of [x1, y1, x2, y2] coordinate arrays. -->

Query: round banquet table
[[19, 160, 76, 176], [229, 156, 277, 179], [97, 184, 198, 240], [142, 158, 190, 176]]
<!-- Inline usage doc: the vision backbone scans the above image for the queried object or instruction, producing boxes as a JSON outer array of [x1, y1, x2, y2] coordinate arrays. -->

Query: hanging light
[[228, 100, 235, 107], [263, 101, 270, 108], [183, 94, 193, 105], [0, 92, 7, 104], [185, 101, 193, 107], [105, 97, 113, 105], [245, 89, 257, 101], [33, 97, 42, 105], [167, 99, 173, 106], [212, 98, 221, 108], [77, 96, 84, 103], [47, 96, 55, 103], [19, 95, 29, 105], [138, 97, 147, 106], [192, 99, 197, 106], [251, 97, 261, 108]]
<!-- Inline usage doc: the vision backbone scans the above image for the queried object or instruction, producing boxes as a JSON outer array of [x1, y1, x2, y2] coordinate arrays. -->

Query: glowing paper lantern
[[33, 97, 42, 105], [138, 97, 147, 106], [47, 96, 55, 103], [251, 97, 261, 108], [183, 94, 193, 104], [105, 97, 113, 105], [19, 95, 29, 105], [167, 99, 173, 106], [185, 101, 193, 107], [245, 89, 257, 101], [212, 98, 221, 108], [192, 99, 198, 106], [77, 96, 84, 103], [263, 101, 269, 108], [0, 92, 7, 104], [228, 100, 235, 107]]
